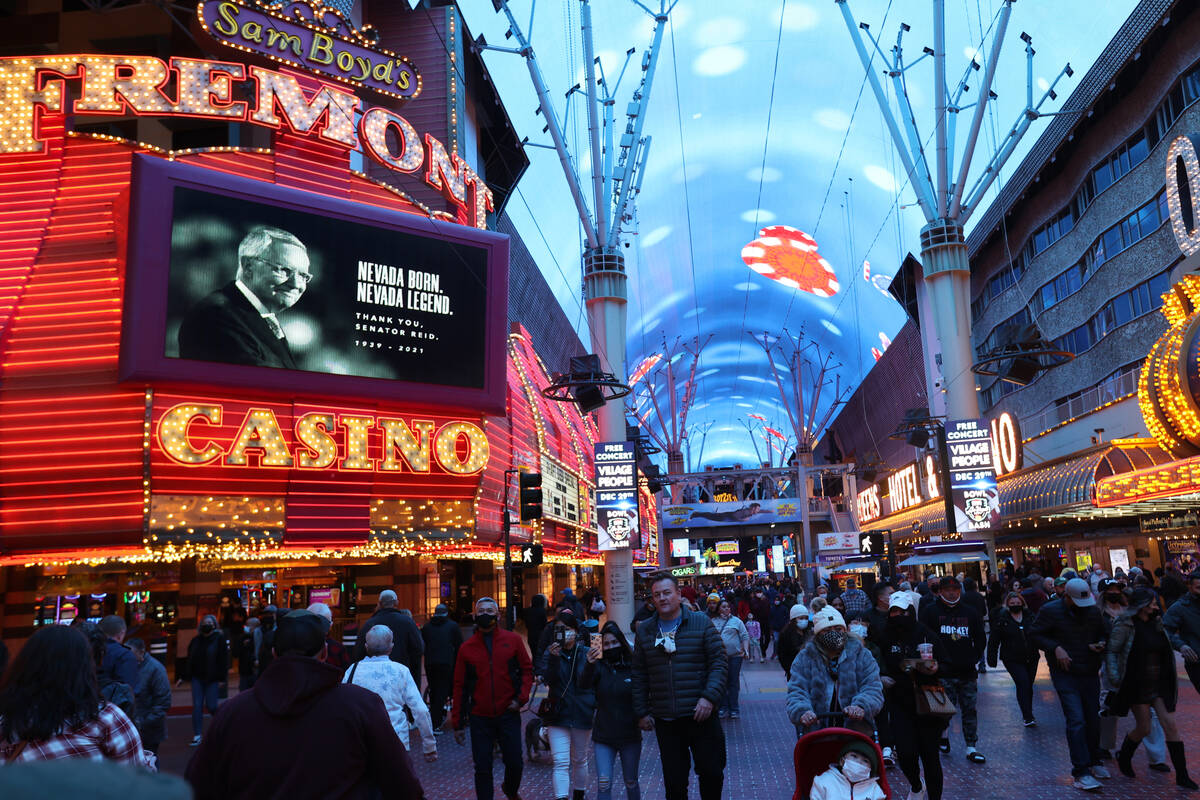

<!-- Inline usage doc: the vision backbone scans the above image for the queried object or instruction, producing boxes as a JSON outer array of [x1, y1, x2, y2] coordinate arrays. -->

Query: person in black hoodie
[[185, 609, 424, 799], [421, 604, 463, 731], [987, 591, 1040, 726], [523, 594, 549, 655], [354, 590, 425, 686], [919, 575, 986, 764], [581, 621, 642, 800], [187, 615, 228, 746]]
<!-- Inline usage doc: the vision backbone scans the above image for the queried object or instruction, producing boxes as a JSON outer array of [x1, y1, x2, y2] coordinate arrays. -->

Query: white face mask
[[796, 617, 810, 629], [841, 758, 872, 783], [850, 624, 868, 639]]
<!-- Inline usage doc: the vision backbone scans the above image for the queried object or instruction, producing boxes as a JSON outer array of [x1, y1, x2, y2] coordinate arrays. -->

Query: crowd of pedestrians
[[0, 562, 1197, 800]]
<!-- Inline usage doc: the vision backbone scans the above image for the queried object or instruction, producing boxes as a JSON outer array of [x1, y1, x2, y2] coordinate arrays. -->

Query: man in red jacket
[[451, 596, 533, 800], [185, 609, 423, 799]]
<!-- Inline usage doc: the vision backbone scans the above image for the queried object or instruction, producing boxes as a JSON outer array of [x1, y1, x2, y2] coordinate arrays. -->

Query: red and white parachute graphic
[[741, 226, 839, 298], [628, 353, 662, 385], [871, 331, 893, 362]]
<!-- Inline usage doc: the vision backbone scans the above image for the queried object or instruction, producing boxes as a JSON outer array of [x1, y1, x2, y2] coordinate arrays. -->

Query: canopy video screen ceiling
[[124, 157, 508, 411]]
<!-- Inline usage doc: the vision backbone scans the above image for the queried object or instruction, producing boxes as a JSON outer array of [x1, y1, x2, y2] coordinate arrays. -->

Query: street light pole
[[503, 467, 518, 630]]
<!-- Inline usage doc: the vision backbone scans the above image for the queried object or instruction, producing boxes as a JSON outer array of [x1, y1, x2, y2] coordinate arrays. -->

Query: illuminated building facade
[[824, 0, 1200, 578], [0, 1, 656, 663]]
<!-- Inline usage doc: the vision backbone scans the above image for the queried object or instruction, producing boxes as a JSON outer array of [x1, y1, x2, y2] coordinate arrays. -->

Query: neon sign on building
[[0, 54, 494, 228]]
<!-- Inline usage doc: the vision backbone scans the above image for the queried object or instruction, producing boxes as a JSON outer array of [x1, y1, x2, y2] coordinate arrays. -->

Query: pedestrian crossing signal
[[519, 544, 543, 566], [860, 531, 885, 557]]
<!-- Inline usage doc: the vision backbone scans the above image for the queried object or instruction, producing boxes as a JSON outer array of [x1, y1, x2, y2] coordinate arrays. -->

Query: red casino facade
[[0, 1, 656, 662]]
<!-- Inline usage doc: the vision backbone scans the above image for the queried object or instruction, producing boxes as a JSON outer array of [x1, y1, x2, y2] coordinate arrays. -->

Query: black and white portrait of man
[[177, 226, 312, 368]]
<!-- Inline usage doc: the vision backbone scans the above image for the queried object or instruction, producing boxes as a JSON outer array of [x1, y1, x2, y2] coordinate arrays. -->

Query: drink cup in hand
[[918, 643, 934, 660]]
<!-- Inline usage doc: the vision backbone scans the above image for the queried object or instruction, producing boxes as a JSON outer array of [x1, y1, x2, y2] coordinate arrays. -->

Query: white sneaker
[[882, 746, 896, 766], [1073, 774, 1102, 791], [906, 790, 926, 800], [1090, 764, 1111, 780]]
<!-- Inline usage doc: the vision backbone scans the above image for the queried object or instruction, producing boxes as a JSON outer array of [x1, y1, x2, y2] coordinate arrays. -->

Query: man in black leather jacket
[[632, 574, 727, 800]]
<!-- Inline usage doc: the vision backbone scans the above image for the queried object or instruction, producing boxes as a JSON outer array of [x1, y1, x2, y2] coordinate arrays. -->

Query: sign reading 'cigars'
[[197, 0, 420, 100], [0, 55, 492, 228]]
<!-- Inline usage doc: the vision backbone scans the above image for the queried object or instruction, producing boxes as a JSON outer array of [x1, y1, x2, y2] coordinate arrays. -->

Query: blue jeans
[[191, 679, 220, 737], [720, 656, 743, 714], [595, 740, 642, 800], [1050, 671, 1102, 777], [469, 712, 523, 800]]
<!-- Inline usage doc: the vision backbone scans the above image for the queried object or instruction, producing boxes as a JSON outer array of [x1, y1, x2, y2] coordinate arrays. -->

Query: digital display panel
[[122, 157, 508, 412]]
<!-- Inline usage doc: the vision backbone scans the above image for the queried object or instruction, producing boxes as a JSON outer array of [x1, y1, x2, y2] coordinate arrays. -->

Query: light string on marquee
[[0, 54, 493, 229]]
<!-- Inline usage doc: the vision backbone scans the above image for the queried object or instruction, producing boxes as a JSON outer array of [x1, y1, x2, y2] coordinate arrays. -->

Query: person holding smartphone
[[543, 613, 596, 800]]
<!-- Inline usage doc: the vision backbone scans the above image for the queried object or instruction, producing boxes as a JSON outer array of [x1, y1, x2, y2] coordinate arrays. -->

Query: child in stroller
[[794, 713, 889, 800]]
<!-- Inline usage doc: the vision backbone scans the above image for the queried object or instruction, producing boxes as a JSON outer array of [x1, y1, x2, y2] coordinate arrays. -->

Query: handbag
[[912, 677, 957, 719]]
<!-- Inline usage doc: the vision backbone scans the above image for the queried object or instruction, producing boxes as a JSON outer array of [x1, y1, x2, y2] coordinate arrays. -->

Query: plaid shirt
[[1, 703, 148, 767], [840, 588, 872, 620]]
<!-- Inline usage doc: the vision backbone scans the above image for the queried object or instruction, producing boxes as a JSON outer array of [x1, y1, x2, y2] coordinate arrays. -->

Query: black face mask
[[603, 648, 623, 663], [475, 613, 497, 630], [199, 623, 215, 635], [1104, 595, 1124, 605], [1007, 605, 1023, 613], [888, 614, 913, 630]]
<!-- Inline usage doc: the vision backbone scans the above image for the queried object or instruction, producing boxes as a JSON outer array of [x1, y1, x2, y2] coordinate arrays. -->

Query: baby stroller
[[793, 713, 891, 800]]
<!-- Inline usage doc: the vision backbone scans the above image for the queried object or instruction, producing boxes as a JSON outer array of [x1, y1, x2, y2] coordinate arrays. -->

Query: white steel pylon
[[836, 0, 1072, 422]]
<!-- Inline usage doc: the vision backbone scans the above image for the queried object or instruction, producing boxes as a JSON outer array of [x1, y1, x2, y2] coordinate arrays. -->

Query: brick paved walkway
[[159, 658, 1200, 798]]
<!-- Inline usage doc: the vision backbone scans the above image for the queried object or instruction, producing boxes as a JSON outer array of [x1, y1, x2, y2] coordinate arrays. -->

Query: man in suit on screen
[[178, 226, 311, 368]]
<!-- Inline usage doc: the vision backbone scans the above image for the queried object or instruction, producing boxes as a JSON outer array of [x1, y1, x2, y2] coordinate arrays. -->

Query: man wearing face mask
[[787, 607, 883, 739], [1030, 577, 1109, 791], [451, 597, 533, 800], [919, 575, 986, 763], [778, 603, 811, 678]]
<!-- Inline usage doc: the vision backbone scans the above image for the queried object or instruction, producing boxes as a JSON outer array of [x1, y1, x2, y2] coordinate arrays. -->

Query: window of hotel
[[970, 54, 1200, 321]]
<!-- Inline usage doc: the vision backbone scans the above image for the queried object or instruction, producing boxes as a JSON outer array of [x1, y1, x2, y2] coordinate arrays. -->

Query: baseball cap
[[889, 592, 914, 611], [789, 603, 809, 620], [434, 603, 449, 616], [707, 592, 721, 603], [274, 609, 327, 657], [938, 575, 961, 589], [1098, 578, 1122, 594], [1064, 578, 1096, 607], [812, 607, 846, 634]]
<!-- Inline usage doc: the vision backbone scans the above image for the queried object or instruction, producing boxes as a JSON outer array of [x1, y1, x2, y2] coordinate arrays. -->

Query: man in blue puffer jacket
[[786, 607, 884, 739]]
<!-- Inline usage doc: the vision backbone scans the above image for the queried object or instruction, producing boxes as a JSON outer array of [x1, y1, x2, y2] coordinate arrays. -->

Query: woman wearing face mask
[[1107, 588, 1197, 788], [186, 614, 228, 746], [544, 613, 597, 800], [1097, 580, 1168, 768], [878, 592, 946, 800], [580, 622, 642, 800], [986, 592, 1041, 727], [779, 603, 811, 679], [786, 607, 884, 739]]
